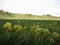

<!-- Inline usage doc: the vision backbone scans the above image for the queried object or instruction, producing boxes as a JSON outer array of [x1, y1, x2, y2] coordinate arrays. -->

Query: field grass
[[0, 15, 60, 20], [0, 19, 60, 45], [0, 10, 60, 45]]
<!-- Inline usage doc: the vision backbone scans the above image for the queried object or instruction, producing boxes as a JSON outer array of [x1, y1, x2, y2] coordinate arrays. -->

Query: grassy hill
[[0, 10, 60, 20]]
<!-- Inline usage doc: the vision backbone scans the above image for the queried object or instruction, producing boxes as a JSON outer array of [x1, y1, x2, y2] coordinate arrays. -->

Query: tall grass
[[0, 21, 60, 45]]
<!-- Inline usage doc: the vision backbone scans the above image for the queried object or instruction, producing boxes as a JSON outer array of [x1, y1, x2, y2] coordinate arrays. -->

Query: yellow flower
[[49, 38, 54, 43], [3, 22, 12, 30], [13, 25, 22, 31]]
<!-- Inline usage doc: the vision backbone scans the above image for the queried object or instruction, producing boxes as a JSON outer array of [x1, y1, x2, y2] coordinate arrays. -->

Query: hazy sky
[[0, 0, 60, 16]]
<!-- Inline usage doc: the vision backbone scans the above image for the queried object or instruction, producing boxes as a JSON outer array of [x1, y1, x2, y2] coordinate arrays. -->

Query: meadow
[[0, 19, 60, 45]]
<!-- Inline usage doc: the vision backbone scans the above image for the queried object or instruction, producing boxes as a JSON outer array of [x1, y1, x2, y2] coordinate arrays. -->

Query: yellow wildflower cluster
[[13, 25, 22, 31], [3, 22, 12, 30]]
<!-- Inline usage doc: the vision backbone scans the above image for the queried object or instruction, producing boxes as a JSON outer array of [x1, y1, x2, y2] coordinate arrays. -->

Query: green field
[[0, 10, 60, 20], [0, 19, 60, 45]]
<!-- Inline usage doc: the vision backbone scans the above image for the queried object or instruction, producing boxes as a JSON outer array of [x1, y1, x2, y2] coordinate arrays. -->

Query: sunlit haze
[[0, 0, 60, 16]]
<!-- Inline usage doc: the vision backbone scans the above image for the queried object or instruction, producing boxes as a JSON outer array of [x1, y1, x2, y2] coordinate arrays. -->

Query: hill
[[0, 10, 60, 20]]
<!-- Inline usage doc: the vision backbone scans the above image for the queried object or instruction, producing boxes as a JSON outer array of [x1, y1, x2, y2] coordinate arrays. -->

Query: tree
[[46, 14, 52, 17], [0, 10, 3, 13], [0, 10, 4, 15]]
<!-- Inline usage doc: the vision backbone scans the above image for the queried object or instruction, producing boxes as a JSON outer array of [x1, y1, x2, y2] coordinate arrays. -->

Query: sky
[[0, 0, 60, 16]]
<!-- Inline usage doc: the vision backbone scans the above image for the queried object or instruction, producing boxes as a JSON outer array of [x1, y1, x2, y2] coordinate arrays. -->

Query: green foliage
[[0, 20, 60, 45], [46, 14, 52, 16]]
